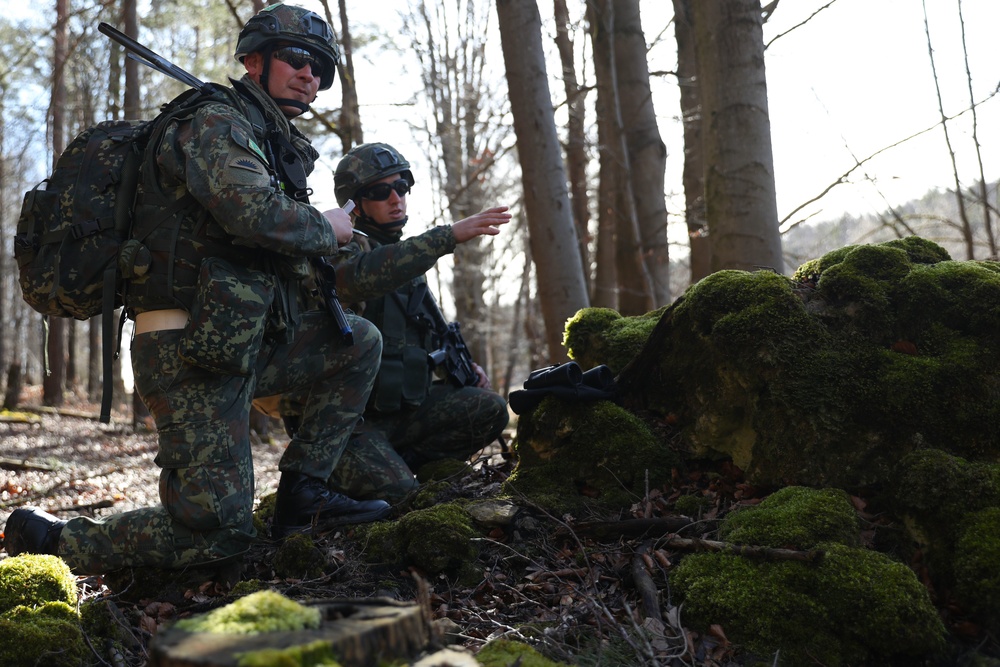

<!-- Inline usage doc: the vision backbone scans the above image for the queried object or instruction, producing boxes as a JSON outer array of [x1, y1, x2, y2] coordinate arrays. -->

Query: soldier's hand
[[473, 363, 492, 390], [323, 208, 355, 245], [452, 206, 511, 244]]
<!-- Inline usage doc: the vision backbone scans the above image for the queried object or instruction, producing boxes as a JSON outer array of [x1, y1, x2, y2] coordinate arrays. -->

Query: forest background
[[2, 0, 1000, 418]]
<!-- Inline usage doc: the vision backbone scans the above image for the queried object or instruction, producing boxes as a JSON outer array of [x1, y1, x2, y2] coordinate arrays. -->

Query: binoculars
[[522, 362, 615, 391]]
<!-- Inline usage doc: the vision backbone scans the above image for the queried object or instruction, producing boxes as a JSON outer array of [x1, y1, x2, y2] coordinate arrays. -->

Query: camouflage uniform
[[55, 74, 381, 575], [322, 222, 509, 502]]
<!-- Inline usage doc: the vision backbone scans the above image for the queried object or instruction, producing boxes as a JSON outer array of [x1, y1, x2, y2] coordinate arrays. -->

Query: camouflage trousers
[[327, 384, 509, 503], [57, 311, 381, 575]]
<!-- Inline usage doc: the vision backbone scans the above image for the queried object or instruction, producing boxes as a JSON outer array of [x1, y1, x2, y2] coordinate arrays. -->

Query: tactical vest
[[363, 275, 442, 413], [125, 86, 307, 345]]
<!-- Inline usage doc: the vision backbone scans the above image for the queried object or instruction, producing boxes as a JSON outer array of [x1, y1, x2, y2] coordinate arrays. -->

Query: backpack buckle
[[70, 218, 101, 240]]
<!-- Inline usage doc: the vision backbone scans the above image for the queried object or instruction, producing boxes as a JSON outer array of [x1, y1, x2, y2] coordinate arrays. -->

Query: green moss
[[236, 640, 341, 666], [0, 554, 77, 613], [507, 397, 674, 515], [414, 457, 472, 483], [0, 601, 86, 667], [231, 579, 268, 597], [671, 543, 945, 666], [721, 486, 861, 549], [563, 306, 666, 373], [255, 492, 277, 535], [622, 236, 1000, 493], [673, 493, 713, 517], [953, 507, 1000, 630], [477, 638, 573, 667], [273, 533, 327, 580], [173, 590, 321, 634], [363, 503, 478, 576], [891, 450, 1000, 541], [409, 480, 451, 510]]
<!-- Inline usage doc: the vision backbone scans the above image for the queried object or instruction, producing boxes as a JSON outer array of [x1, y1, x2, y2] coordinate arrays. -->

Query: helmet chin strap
[[260, 45, 312, 116]]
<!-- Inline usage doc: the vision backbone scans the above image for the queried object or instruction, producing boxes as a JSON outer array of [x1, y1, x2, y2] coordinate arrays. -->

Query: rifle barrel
[[99, 22, 209, 92]]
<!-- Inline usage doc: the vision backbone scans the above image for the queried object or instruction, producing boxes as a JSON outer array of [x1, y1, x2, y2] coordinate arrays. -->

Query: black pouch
[[178, 257, 274, 376]]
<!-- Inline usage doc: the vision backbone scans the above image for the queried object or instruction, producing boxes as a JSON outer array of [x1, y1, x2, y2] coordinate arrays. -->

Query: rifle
[[428, 320, 478, 388], [99, 23, 216, 95]]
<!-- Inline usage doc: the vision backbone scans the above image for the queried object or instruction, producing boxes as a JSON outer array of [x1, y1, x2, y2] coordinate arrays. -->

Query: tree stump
[[148, 598, 428, 667]]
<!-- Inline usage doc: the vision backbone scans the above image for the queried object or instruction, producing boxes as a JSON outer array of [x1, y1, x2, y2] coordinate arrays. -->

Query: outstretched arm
[[451, 206, 512, 244]]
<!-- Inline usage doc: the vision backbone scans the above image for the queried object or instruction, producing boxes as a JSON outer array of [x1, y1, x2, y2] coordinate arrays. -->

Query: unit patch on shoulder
[[229, 155, 266, 174], [223, 154, 270, 187]]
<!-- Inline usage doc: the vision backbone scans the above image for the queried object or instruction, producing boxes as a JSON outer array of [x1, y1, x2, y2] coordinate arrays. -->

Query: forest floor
[[1, 391, 996, 666]]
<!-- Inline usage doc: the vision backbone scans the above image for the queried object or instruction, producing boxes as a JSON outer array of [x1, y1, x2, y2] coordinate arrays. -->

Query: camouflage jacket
[[331, 223, 457, 411], [128, 76, 335, 315], [332, 223, 456, 313]]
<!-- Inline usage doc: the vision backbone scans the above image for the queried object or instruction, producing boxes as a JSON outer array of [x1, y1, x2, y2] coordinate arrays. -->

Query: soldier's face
[[359, 173, 409, 229], [243, 48, 320, 116]]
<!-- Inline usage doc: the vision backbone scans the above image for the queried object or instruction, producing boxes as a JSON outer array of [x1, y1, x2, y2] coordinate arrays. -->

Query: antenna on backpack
[[98, 22, 216, 95]]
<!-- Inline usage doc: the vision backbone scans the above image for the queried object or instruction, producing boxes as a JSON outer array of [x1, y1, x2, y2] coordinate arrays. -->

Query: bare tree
[[43, 0, 70, 409], [334, 0, 362, 151], [402, 0, 503, 365], [553, 0, 591, 294], [607, 0, 670, 306], [921, 0, 974, 260], [587, 0, 653, 316], [672, 0, 710, 284], [496, 0, 588, 361], [692, 0, 783, 273]]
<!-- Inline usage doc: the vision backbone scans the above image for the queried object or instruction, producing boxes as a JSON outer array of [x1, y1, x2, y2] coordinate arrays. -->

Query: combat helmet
[[334, 143, 415, 207], [235, 3, 340, 92]]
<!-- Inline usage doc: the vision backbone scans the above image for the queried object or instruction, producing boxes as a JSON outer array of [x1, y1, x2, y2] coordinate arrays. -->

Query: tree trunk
[[553, 0, 591, 294], [336, 0, 363, 151], [672, 0, 711, 285], [610, 0, 670, 307], [3, 363, 23, 411], [693, 0, 783, 274], [44, 0, 70, 409], [587, 0, 653, 316], [496, 0, 588, 361]]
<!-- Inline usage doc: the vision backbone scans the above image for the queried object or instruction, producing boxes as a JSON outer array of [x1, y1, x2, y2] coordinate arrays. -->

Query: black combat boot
[[3, 507, 66, 556], [271, 472, 391, 539]]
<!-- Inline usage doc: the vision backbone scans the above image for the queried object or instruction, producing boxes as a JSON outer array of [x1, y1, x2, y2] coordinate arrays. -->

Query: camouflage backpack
[[13, 86, 239, 421]]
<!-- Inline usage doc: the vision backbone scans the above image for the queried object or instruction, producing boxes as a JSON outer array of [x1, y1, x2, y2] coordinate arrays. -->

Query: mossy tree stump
[[148, 598, 427, 667]]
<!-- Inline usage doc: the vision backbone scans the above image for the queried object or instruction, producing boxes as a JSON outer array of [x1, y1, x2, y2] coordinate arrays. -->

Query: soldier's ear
[[244, 52, 265, 80]]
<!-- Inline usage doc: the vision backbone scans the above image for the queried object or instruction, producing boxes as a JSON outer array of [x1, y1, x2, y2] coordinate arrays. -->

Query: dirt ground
[[0, 403, 284, 528]]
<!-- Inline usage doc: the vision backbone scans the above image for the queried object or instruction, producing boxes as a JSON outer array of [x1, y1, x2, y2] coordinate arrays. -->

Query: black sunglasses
[[362, 179, 411, 201], [272, 46, 325, 79]]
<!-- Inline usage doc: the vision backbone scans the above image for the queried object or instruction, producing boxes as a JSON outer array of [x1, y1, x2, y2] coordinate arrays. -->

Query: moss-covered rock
[[614, 237, 1000, 492], [362, 503, 478, 576], [273, 533, 327, 580], [953, 507, 1000, 632], [563, 306, 666, 373], [672, 543, 945, 666], [173, 590, 321, 634], [477, 638, 574, 667], [671, 486, 944, 665], [0, 601, 86, 667], [720, 486, 861, 549], [0, 554, 76, 613], [507, 397, 675, 515]]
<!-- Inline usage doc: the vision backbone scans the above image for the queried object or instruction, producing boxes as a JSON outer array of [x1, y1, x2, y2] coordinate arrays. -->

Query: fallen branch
[[564, 516, 697, 540], [631, 540, 662, 622], [0, 457, 60, 472], [660, 536, 824, 563]]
